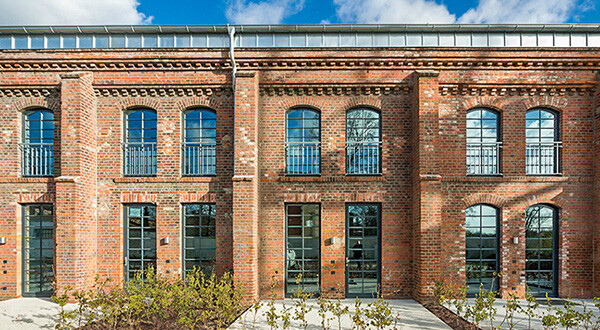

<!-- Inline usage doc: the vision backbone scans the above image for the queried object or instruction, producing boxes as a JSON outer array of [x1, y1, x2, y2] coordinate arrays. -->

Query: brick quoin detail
[[0, 44, 598, 302]]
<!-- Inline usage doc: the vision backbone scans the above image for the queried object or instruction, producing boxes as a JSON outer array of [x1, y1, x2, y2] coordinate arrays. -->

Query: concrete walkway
[[0, 297, 75, 329], [447, 298, 600, 330], [230, 299, 451, 329]]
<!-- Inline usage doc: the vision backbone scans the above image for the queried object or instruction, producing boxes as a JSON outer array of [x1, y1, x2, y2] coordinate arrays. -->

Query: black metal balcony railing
[[466, 142, 502, 175], [182, 142, 217, 176], [20, 143, 54, 177], [123, 142, 157, 176], [526, 142, 562, 175], [285, 141, 320, 175], [346, 141, 382, 175]]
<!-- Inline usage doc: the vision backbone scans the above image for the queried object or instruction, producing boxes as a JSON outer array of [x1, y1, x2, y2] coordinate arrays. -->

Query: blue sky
[[0, 0, 598, 26]]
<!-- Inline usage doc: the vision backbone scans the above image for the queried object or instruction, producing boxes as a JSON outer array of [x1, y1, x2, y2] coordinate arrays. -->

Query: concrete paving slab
[[0, 297, 75, 329], [230, 299, 451, 329]]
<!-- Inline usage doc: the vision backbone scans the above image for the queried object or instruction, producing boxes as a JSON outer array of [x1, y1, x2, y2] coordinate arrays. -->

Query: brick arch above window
[[342, 96, 382, 112], [117, 98, 161, 111], [460, 96, 508, 112], [462, 193, 507, 209], [279, 97, 327, 113], [13, 98, 60, 113], [174, 97, 223, 113], [520, 96, 568, 114]]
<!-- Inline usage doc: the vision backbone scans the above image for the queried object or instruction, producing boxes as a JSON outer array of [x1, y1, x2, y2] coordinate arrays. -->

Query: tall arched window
[[526, 109, 560, 175], [465, 204, 500, 295], [286, 108, 320, 175], [466, 108, 501, 175], [124, 109, 157, 176], [22, 109, 54, 177], [346, 108, 381, 175], [525, 204, 558, 297], [182, 109, 216, 176]]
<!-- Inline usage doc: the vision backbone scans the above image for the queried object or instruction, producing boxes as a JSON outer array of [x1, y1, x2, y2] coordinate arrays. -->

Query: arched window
[[124, 109, 157, 176], [466, 108, 501, 175], [22, 109, 54, 177], [346, 108, 381, 175], [526, 109, 560, 175], [285, 108, 320, 175], [525, 204, 558, 297], [465, 204, 499, 295], [182, 109, 216, 176]]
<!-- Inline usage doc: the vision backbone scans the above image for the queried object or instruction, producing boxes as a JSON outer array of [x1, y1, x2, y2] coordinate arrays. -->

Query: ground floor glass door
[[23, 204, 54, 296], [285, 204, 320, 296], [525, 204, 558, 297], [346, 204, 380, 298], [125, 205, 157, 280]]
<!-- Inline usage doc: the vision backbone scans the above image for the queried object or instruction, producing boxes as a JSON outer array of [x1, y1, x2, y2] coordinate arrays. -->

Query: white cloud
[[333, 0, 455, 24], [226, 0, 305, 24], [333, 0, 584, 24], [458, 0, 577, 24], [0, 0, 152, 25]]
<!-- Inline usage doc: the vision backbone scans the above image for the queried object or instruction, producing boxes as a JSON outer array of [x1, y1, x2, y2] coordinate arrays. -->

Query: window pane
[[126, 205, 157, 280], [525, 205, 557, 297], [286, 204, 320, 296], [465, 204, 499, 296], [184, 204, 216, 278], [286, 109, 321, 175]]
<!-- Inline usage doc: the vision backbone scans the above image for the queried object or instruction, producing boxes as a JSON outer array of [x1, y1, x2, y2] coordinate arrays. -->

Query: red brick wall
[[0, 47, 597, 300]]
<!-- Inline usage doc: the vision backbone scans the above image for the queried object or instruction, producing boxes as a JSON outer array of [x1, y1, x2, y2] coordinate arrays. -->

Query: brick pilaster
[[54, 72, 98, 293], [232, 71, 260, 303], [593, 75, 600, 297], [411, 70, 442, 303]]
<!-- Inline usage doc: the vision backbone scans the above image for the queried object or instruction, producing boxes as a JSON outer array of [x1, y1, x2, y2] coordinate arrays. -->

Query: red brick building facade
[[0, 24, 598, 302]]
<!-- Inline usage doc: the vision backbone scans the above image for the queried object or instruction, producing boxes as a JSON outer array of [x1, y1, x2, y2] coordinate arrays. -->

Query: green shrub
[[53, 268, 243, 329]]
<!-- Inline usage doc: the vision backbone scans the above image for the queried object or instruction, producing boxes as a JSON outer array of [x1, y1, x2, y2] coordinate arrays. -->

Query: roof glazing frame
[[1, 24, 600, 50]]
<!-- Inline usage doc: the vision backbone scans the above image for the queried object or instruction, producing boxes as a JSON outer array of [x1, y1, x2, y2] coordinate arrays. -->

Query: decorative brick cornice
[[3, 57, 600, 72], [0, 86, 60, 98], [261, 84, 410, 96], [439, 84, 596, 96], [95, 85, 233, 98]]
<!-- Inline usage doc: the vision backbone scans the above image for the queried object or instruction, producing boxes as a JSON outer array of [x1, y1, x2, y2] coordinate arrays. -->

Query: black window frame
[[123, 108, 158, 177], [465, 203, 501, 297], [525, 108, 561, 176], [466, 108, 502, 176], [285, 108, 321, 176], [182, 108, 217, 177], [345, 108, 382, 176], [21, 108, 55, 177], [182, 203, 217, 279], [124, 204, 157, 281], [345, 203, 382, 298], [284, 203, 321, 297], [525, 204, 559, 297], [21, 203, 54, 297]]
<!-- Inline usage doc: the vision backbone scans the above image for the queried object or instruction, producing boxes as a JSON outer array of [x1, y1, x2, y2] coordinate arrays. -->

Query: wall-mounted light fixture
[[0, 237, 6, 245], [513, 237, 519, 244]]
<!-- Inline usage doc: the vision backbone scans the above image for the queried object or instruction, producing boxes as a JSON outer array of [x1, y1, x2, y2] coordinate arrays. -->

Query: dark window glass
[[286, 109, 320, 175], [286, 204, 320, 296], [525, 205, 557, 297], [183, 204, 216, 278], [346, 108, 381, 175], [125, 205, 156, 280], [465, 204, 499, 296], [526, 109, 560, 175], [466, 109, 500, 175], [124, 109, 157, 176], [346, 204, 380, 298], [22, 109, 54, 177], [183, 109, 217, 176], [23, 204, 54, 296]]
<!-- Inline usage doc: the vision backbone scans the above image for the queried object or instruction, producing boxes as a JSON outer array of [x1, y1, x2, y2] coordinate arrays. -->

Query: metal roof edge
[[1, 24, 600, 35]]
